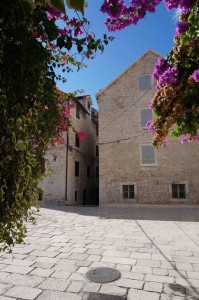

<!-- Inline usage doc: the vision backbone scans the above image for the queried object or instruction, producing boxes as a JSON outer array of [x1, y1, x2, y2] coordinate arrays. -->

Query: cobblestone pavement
[[1, 204, 199, 300]]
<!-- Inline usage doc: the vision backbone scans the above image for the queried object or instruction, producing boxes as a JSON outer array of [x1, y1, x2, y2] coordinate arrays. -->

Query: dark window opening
[[96, 166, 99, 178], [87, 101, 90, 110], [123, 185, 134, 199], [75, 191, 78, 202], [87, 165, 90, 178], [172, 184, 186, 199], [75, 134, 80, 148], [96, 145, 99, 156], [75, 161, 79, 176]]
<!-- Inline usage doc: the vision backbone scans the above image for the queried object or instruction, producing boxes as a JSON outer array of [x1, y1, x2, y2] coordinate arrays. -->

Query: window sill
[[171, 198, 188, 202], [140, 164, 157, 167]]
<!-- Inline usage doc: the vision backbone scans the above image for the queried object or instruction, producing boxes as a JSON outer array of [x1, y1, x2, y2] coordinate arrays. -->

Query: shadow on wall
[[43, 203, 199, 222]]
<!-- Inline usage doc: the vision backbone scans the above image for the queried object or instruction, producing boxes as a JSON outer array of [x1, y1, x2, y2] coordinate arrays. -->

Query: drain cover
[[86, 267, 121, 283], [87, 293, 126, 300]]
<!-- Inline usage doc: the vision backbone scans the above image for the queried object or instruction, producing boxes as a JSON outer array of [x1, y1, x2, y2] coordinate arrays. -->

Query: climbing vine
[[0, 0, 112, 251]]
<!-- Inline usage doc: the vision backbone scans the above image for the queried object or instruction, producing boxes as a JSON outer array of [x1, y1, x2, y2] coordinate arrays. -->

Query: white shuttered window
[[139, 74, 151, 91], [141, 145, 156, 165], [140, 109, 152, 128]]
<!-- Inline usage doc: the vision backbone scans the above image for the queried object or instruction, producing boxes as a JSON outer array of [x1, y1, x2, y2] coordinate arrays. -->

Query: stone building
[[96, 49, 199, 204], [40, 95, 99, 205]]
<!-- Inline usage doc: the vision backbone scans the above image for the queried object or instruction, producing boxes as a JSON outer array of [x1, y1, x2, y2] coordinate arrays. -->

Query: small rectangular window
[[96, 166, 99, 178], [75, 161, 79, 176], [172, 184, 186, 199], [139, 74, 151, 91], [75, 134, 80, 148], [140, 109, 152, 128], [87, 101, 90, 110], [75, 191, 78, 202], [76, 107, 80, 119], [87, 165, 90, 178], [123, 185, 134, 199], [141, 145, 155, 165], [96, 145, 99, 156]]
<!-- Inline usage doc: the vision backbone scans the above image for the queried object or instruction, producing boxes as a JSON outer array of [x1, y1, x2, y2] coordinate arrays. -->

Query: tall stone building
[[40, 95, 99, 205], [96, 50, 199, 204]]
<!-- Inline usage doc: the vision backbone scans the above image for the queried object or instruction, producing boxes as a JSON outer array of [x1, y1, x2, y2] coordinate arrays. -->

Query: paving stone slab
[[0, 265, 7, 271], [0, 283, 13, 295], [51, 270, 71, 279], [128, 289, 160, 300], [4, 285, 42, 300], [29, 268, 54, 278], [1, 259, 34, 267], [1, 273, 45, 287], [99, 285, 127, 296], [83, 283, 101, 293], [1, 266, 34, 275], [38, 277, 70, 291], [67, 280, 84, 293]]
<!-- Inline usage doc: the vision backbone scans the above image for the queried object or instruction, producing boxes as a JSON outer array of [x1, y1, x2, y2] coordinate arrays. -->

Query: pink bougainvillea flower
[[192, 69, 199, 82], [53, 136, 65, 145], [74, 27, 83, 37], [77, 131, 87, 141], [181, 134, 188, 144], [63, 108, 72, 119], [69, 103, 76, 109]]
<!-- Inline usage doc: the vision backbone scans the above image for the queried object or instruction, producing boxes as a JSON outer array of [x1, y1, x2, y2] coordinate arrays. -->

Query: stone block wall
[[97, 50, 199, 205]]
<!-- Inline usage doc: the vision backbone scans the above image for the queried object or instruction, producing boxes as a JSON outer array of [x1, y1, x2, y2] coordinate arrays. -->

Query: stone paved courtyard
[[0, 204, 199, 300]]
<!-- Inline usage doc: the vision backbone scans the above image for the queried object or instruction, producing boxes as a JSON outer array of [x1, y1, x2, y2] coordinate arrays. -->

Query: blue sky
[[58, 2, 177, 109]]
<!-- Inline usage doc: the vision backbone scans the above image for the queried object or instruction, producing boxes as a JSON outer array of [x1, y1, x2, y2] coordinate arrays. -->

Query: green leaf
[[65, 40, 72, 50], [77, 44, 83, 53], [0, 95, 8, 107], [66, 0, 84, 15], [46, 0, 65, 13], [16, 140, 27, 151]]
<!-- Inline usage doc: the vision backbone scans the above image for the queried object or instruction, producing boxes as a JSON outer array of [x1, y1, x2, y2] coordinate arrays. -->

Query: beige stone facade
[[39, 95, 99, 205], [96, 50, 199, 205]]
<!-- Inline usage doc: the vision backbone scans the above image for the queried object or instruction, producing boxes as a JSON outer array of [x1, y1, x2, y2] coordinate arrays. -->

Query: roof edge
[[96, 49, 163, 103]]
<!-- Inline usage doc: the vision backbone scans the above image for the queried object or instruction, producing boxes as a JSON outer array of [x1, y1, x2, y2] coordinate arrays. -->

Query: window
[[141, 145, 156, 165], [123, 185, 134, 199], [172, 184, 186, 199], [75, 134, 80, 148], [76, 106, 80, 119], [140, 109, 152, 128], [96, 166, 99, 178], [75, 191, 78, 202], [96, 145, 99, 156], [75, 161, 79, 176], [87, 101, 90, 110], [87, 165, 90, 178], [139, 74, 151, 91]]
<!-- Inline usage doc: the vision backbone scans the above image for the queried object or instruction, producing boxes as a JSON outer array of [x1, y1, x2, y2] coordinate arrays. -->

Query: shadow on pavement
[[43, 204, 199, 222]]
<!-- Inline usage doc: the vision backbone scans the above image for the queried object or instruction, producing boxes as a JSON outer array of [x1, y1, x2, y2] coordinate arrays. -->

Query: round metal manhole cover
[[86, 267, 121, 283]]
